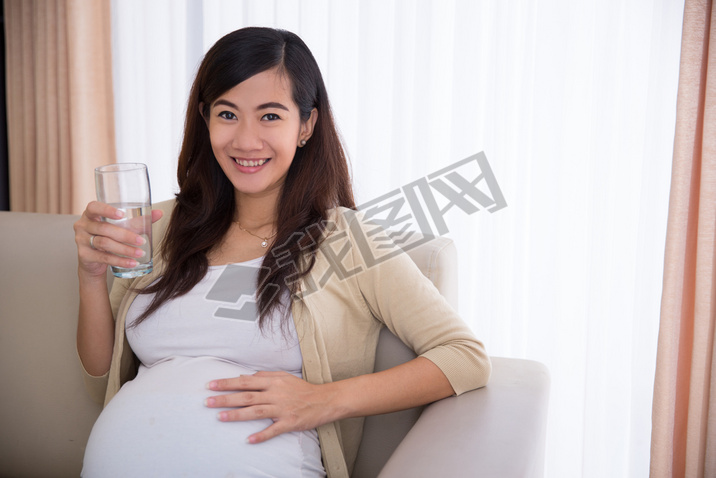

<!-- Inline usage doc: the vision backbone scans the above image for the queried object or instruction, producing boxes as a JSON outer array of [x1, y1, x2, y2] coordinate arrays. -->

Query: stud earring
[[299, 140, 307, 147]]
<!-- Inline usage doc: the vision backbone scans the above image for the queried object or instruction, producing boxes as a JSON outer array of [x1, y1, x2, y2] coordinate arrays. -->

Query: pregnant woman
[[74, 27, 491, 477]]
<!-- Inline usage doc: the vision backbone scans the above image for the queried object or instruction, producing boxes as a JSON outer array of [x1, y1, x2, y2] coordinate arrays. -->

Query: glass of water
[[95, 163, 153, 278]]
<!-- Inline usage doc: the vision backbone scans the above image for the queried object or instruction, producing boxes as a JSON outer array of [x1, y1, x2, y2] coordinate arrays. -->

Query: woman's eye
[[218, 111, 236, 120], [261, 113, 281, 121]]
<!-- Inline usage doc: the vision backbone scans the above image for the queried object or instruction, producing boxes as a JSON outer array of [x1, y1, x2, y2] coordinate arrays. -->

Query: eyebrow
[[212, 99, 289, 112], [257, 102, 290, 112]]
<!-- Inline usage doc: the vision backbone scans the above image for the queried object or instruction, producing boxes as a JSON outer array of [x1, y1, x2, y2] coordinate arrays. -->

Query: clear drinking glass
[[94, 163, 153, 278]]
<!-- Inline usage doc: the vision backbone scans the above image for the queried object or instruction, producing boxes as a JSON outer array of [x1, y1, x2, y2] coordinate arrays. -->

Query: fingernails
[[204, 397, 215, 407], [246, 436, 258, 444], [114, 210, 125, 219], [134, 248, 146, 258], [206, 381, 217, 390], [218, 412, 228, 421], [135, 235, 146, 245]]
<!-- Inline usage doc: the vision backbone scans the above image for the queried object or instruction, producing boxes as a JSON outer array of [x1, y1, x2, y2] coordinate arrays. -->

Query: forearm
[[76, 271, 115, 377], [324, 357, 454, 422]]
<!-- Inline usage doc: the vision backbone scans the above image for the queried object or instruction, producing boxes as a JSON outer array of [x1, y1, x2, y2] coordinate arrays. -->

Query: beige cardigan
[[81, 199, 491, 477]]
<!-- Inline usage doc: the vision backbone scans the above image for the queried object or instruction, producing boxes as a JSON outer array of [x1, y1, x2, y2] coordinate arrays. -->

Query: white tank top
[[82, 258, 326, 477]]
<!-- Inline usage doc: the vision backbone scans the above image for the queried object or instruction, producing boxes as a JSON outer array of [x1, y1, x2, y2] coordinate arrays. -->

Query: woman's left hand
[[205, 357, 455, 444], [204, 371, 338, 444]]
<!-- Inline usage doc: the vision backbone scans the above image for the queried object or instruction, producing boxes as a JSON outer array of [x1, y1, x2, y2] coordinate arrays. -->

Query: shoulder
[[325, 206, 377, 237], [326, 206, 358, 226], [320, 206, 411, 273], [322, 206, 456, 283], [322, 207, 389, 255]]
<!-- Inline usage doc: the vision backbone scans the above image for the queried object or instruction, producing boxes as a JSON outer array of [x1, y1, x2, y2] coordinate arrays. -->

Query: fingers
[[151, 209, 164, 224], [85, 201, 162, 226], [246, 423, 282, 444], [204, 375, 271, 409], [84, 200, 125, 223], [206, 372, 279, 393], [85, 224, 146, 256], [76, 221, 145, 266], [74, 201, 153, 275], [215, 404, 276, 422], [211, 403, 289, 445], [204, 372, 326, 444], [207, 393, 284, 444], [205, 391, 253, 409]]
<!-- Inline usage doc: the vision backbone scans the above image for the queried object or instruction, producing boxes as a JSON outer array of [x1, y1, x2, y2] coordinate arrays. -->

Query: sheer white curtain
[[110, 1, 684, 476]]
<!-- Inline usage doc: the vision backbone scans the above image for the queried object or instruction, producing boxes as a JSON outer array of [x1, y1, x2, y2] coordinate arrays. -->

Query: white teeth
[[234, 158, 267, 167]]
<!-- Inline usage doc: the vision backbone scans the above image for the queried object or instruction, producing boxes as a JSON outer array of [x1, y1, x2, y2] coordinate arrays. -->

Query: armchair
[[0, 211, 549, 477]]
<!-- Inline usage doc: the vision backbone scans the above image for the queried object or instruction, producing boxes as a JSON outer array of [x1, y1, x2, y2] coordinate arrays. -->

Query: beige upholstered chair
[[0, 211, 549, 477]]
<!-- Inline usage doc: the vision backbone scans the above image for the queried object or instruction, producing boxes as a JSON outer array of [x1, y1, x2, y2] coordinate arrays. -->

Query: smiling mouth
[[233, 157, 269, 167]]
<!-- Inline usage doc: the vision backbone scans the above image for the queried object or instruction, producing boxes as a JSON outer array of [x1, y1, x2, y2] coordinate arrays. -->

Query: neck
[[233, 189, 279, 230]]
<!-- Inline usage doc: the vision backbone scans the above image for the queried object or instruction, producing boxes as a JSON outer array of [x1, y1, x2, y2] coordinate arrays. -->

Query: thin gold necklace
[[234, 220, 277, 248]]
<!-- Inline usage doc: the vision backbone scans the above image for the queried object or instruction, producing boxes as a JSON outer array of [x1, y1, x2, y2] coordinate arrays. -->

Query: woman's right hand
[[73, 201, 163, 280]]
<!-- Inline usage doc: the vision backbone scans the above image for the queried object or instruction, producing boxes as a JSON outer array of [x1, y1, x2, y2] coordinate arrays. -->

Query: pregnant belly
[[82, 357, 324, 478]]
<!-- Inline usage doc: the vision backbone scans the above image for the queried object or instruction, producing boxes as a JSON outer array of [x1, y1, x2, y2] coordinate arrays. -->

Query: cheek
[[267, 129, 300, 154], [208, 127, 231, 153]]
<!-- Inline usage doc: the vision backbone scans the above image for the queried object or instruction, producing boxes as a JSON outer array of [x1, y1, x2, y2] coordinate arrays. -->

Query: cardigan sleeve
[[342, 209, 491, 394]]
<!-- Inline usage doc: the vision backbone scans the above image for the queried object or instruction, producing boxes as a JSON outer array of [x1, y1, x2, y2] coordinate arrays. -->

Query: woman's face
[[206, 67, 316, 203]]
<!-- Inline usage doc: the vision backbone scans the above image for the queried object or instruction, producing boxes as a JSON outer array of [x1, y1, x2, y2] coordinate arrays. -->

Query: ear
[[199, 102, 209, 127], [298, 108, 318, 146]]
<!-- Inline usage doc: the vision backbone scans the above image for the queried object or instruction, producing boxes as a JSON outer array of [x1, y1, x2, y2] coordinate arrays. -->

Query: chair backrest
[[352, 235, 458, 478]]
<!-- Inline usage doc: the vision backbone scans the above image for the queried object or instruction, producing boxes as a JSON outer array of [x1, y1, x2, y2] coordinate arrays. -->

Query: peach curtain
[[4, 0, 115, 214], [651, 0, 716, 477]]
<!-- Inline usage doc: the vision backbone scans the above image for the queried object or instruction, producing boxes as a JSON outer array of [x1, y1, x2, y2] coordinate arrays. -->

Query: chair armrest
[[378, 357, 550, 478]]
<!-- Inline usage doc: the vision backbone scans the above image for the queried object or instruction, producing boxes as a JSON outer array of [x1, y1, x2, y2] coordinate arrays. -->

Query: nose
[[231, 120, 263, 151]]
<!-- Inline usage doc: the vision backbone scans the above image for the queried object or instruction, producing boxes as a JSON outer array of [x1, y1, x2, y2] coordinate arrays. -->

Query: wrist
[[77, 266, 109, 286], [319, 380, 358, 423]]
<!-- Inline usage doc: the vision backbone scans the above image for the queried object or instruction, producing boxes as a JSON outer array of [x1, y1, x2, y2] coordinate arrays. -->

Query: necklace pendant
[[261, 240, 268, 248]]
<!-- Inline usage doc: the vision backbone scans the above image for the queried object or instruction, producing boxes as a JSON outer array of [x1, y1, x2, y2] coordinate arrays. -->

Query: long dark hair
[[134, 27, 355, 327]]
